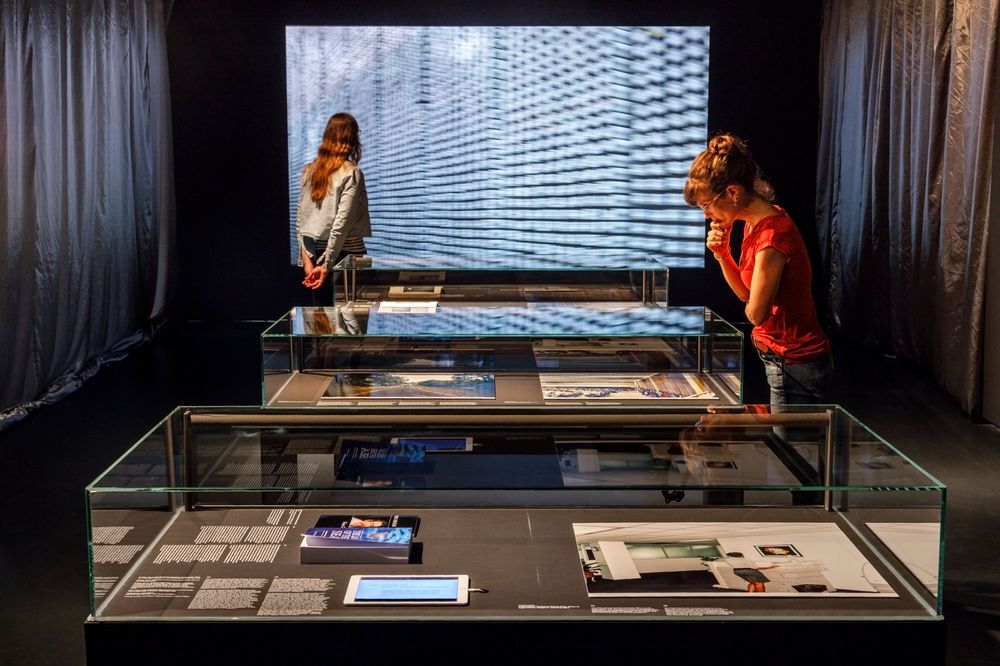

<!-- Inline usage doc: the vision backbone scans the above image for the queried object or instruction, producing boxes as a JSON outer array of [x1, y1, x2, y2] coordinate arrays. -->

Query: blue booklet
[[314, 514, 421, 535], [303, 526, 413, 548], [338, 439, 426, 464], [300, 526, 415, 564], [335, 440, 431, 485]]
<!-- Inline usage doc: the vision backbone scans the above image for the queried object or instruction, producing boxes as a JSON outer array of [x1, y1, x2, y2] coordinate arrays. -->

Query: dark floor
[[1, 321, 999, 665]]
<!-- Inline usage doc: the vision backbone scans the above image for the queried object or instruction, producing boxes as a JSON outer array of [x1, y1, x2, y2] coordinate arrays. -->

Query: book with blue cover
[[314, 513, 421, 534], [303, 526, 413, 548], [335, 440, 433, 485], [299, 526, 414, 564], [337, 439, 426, 465]]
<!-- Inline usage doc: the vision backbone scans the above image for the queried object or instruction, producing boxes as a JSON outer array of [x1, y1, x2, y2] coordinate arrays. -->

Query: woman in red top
[[684, 133, 832, 405]]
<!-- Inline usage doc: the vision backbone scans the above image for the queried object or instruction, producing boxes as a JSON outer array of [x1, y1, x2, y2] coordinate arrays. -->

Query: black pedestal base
[[85, 617, 946, 665]]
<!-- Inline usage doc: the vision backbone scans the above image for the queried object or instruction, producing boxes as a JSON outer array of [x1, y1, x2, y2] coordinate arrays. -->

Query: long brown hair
[[683, 133, 774, 205], [305, 113, 362, 202]]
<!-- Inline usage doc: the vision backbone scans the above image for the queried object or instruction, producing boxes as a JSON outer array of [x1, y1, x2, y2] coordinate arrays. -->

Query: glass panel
[[333, 253, 670, 272], [328, 256, 670, 306], [262, 303, 722, 338], [87, 405, 945, 621], [626, 544, 669, 559], [261, 306, 743, 407]]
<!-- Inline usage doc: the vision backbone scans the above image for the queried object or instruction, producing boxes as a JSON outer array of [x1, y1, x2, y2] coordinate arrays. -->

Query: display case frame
[[329, 254, 671, 306], [261, 304, 744, 408], [85, 404, 945, 624]]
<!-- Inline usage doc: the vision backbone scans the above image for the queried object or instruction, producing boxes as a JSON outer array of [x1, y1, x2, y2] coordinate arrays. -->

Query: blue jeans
[[757, 348, 834, 406]]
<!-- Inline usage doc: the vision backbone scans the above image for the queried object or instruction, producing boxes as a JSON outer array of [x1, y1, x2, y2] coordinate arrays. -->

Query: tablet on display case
[[343, 575, 470, 606]]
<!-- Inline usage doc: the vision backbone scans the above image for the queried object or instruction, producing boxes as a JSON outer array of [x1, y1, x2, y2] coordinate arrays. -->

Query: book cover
[[314, 514, 421, 535], [302, 526, 413, 548], [299, 526, 414, 565], [337, 439, 426, 466], [335, 440, 434, 484]]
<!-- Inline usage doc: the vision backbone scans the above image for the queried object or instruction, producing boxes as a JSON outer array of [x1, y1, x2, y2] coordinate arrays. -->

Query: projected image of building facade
[[287, 26, 709, 268]]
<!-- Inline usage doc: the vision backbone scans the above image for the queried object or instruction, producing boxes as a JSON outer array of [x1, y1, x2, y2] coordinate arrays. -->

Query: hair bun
[[708, 133, 748, 157]]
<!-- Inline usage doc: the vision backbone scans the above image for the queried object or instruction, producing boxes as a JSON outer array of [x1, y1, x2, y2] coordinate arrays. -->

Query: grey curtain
[[0, 0, 175, 431], [816, 0, 999, 414]]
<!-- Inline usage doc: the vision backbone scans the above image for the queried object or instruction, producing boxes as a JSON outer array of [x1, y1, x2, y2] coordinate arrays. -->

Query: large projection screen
[[286, 26, 709, 268]]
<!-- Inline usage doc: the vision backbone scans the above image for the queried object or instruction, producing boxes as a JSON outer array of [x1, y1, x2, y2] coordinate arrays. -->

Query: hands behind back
[[302, 265, 328, 289]]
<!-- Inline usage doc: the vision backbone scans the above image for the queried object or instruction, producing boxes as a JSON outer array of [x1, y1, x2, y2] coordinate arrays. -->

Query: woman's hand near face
[[706, 220, 732, 259], [706, 220, 750, 302]]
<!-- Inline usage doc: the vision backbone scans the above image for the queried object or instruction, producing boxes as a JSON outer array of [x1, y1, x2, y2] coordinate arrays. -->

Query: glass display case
[[261, 305, 743, 407], [329, 254, 671, 306], [86, 404, 944, 626]]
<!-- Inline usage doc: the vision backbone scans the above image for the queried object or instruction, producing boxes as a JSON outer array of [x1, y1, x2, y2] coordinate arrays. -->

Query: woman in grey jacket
[[296, 112, 371, 294]]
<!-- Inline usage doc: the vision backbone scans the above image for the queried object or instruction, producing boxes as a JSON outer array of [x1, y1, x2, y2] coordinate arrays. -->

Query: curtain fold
[[816, 0, 999, 414], [0, 0, 175, 431]]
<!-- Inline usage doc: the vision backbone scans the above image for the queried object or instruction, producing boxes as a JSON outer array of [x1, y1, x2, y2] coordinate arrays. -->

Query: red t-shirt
[[739, 210, 830, 363]]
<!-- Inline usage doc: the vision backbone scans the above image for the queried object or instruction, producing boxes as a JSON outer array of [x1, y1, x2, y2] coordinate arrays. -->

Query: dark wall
[[167, 0, 823, 323]]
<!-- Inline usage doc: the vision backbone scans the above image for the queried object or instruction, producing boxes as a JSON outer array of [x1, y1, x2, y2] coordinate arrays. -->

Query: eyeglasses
[[698, 191, 723, 213]]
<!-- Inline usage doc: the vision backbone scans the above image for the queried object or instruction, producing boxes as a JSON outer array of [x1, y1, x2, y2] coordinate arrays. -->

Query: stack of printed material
[[299, 514, 420, 564], [300, 526, 414, 564]]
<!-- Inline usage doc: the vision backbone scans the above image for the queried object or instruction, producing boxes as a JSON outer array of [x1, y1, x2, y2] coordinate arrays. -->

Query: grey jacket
[[295, 162, 371, 267]]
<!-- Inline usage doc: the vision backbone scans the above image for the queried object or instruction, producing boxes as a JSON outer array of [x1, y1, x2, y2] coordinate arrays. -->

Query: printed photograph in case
[[533, 350, 685, 371], [555, 439, 800, 487], [322, 372, 496, 400], [866, 523, 941, 594], [534, 337, 671, 351], [532, 338, 685, 370], [540, 372, 717, 401], [557, 442, 684, 487], [573, 522, 897, 597], [332, 350, 493, 371]]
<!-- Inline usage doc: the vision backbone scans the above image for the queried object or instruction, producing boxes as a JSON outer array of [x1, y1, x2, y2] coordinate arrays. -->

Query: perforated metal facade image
[[287, 26, 709, 267]]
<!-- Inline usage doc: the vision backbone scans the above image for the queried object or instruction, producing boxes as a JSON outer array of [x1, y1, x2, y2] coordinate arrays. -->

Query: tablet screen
[[355, 576, 459, 601]]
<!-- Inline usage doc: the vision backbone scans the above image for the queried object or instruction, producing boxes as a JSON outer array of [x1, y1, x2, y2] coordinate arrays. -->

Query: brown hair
[[305, 113, 362, 202], [683, 133, 774, 205], [310, 308, 333, 334]]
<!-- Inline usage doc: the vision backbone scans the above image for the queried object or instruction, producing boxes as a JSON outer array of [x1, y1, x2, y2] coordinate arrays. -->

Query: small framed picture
[[704, 460, 737, 469], [755, 544, 800, 557]]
